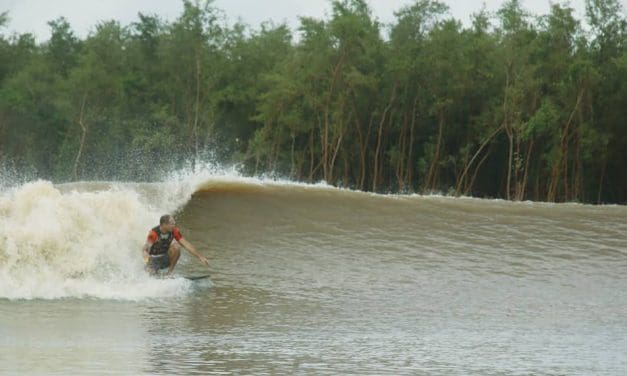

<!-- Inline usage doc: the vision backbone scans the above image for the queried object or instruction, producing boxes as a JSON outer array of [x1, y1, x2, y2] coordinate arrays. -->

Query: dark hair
[[160, 214, 173, 225]]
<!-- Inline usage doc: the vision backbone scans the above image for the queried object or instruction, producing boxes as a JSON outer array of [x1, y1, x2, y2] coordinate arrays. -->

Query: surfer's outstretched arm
[[179, 238, 209, 267]]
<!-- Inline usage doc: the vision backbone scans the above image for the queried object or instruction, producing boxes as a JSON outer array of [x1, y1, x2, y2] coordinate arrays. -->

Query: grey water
[[1, 181, 626, 375]]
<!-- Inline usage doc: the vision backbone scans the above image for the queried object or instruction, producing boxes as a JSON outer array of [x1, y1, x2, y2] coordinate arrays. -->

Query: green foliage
[[0, 0, 626, 202], [522, 99, 559, 140]]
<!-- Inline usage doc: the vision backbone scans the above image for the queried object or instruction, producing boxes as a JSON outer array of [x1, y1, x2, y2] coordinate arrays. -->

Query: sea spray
[[0, 180, 193, 300]]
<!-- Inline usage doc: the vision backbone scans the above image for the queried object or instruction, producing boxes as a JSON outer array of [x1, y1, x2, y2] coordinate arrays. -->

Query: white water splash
[[0, 178, 200, 300]]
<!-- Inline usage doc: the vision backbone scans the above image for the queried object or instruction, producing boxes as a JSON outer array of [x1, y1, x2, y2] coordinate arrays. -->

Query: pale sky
[[0, 0, 607, 42]]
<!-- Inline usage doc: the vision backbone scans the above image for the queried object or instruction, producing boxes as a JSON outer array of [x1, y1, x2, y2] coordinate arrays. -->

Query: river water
[[1, 169, 626, 375]]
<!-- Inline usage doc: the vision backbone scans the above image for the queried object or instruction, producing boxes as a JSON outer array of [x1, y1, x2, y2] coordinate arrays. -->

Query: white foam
[[0, 178, 200, 300]]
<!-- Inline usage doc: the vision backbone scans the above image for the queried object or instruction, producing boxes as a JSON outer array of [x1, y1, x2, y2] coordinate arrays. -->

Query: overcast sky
[[0, 0, 603, 42]]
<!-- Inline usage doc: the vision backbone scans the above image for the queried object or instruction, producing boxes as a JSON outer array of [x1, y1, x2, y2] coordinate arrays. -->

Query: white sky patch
[[0, 0, 599, 42]]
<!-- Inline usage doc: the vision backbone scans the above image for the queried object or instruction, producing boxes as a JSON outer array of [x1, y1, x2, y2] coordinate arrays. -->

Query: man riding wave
[[143, 214, 209, 276]]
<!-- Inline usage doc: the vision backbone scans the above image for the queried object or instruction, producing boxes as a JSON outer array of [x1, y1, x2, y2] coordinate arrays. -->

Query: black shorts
[[147, 253, 170, 271]]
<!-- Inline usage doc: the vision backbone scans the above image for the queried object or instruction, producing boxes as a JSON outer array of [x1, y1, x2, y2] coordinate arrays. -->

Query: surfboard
[[183, 274, 211, 281]]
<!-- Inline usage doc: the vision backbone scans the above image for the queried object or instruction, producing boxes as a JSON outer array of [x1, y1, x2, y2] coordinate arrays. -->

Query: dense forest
[[0, 0, 625, 203]]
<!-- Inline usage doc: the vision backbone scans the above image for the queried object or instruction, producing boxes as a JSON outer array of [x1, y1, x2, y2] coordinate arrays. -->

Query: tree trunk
[[322, 53, 345, 182], [396, 110, 408, 190], [310, 115, 324, 180], [356, 117, 365, 190], [505, 124, 514, 201], [466, 146, 492, 196], [328, 132, 343, 183], [328, 108, 350, 184], [273, 124, 283, 172], [73, 92, 88, 181], [406, 96, 418, 190], [456, 124, 504, 195], [597, 158, 606, 204], [308, 128, 315, 181], [516, 140, 534, 201], [547, 88, 585, 202], [356, 112, 374, 191], [425, 107, 445, 192], [290, 132, 296, 179], [342, 151, 350, 187], [373, 83, 397, 192], [573, 117, 584, 202]]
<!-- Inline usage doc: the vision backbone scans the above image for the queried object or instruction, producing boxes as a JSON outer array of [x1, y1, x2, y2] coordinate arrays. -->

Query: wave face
[[185, 178, 627, 296], [1, 166, 626, 303]]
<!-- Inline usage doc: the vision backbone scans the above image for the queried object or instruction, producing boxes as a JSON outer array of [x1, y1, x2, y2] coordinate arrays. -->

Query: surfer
[[143, 214, 209, 276]]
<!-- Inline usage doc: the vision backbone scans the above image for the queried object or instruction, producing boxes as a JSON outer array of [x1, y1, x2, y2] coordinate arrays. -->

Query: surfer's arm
[[179, 238, 209, 267]]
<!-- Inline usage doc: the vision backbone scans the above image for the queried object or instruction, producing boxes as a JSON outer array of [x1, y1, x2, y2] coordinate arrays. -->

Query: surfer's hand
[[199, 256, 209, 267]]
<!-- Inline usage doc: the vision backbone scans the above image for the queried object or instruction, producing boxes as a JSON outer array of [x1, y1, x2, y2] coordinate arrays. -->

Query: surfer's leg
[[146, 254, 168, 275], [166, 242, 181, 275]]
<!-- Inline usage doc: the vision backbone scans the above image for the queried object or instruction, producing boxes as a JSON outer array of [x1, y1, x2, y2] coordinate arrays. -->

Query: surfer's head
[[160, 214, 176, 227]]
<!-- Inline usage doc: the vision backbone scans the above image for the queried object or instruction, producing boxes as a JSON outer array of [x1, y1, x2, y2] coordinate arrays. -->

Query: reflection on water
[[0, 300, 149, 375]]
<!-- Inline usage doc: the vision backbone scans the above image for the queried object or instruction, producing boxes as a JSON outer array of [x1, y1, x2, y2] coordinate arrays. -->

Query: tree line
[[0, 0, 625, 203]]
